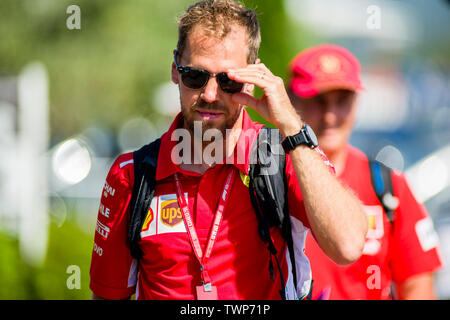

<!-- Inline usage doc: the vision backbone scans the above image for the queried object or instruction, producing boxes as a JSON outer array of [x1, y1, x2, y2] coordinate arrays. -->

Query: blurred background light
[[417, 156, 448, 202], [284, 0, 420, 46], [118, 117, 157, 152], [406, 145, 450, 203], [375, 145, 405, 171], [431, 107, 450, 146], [355, 71, 409, 132], [48, 193, 67, 228], [80, 126, 116, 158], [52, 138, 92, 185], [153, 81, 180, 116]]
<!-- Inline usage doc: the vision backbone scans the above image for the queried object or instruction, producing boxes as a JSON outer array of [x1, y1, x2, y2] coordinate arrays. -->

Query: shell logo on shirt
[[362, 205, 384, 256], [140, 193, 187, 240], [363, 205, 384, 239], [240, 171, 250, 188], [141, 208, 154, 232]]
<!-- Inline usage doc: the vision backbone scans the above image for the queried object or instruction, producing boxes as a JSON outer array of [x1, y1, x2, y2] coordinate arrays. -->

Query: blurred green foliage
[[0, 232, 31, 299], [0, 0, 195, 139], [243, 0, 311, 127], [0, 0, 309, 138], [0, 220, 93, 299]]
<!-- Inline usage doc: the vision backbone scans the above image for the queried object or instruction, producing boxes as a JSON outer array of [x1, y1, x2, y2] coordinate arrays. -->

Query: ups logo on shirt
[[161, 199, 182, 226], [140, 193, 188, 240]]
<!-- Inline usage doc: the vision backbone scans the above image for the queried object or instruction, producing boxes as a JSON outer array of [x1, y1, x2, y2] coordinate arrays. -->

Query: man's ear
[[171, 61, 179, 85]]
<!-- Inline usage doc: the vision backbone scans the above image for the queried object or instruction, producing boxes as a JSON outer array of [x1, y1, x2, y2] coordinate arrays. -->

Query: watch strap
[[281, 125, 317, 153]]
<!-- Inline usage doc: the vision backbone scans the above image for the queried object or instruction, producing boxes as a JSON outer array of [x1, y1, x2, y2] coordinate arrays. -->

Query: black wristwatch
[[281, 124, 318, 153]]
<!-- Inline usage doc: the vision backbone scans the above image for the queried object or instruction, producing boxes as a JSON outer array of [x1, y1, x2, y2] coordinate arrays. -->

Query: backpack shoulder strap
[[127, 138, 161, 260], [368, 159, 398, 225], [249, 126, 287, 227], [248, 126, 297, 299]]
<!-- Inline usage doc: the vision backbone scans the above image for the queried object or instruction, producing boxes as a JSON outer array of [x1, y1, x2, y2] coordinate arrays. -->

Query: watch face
[[305, 124, 319, 147], [282, 124, 319, 153]]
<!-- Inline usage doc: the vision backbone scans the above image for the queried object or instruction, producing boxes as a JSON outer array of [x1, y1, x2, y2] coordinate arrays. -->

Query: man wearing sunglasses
[[90, 0, 367, 300]]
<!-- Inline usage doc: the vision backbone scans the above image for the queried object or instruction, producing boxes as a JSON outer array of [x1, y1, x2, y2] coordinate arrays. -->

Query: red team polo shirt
[[305, 144, 443, 300], [90, 110, 322, 300]]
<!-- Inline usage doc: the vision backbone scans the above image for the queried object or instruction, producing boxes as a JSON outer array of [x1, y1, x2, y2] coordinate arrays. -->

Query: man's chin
[[184, 117, 228, 137], [183, 107, 242, 136], [318, 135, 343, 155]]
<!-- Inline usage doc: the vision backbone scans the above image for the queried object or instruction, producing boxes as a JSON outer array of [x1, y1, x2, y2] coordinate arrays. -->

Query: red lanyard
[[173, 167, 236, 287]]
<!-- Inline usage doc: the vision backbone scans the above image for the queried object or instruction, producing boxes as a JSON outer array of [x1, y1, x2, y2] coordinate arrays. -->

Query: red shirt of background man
[[305, 144, 443, 300]]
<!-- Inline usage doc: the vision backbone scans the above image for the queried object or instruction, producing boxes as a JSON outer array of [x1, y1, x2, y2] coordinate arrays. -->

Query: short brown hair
[[176, 0, 260, 64]]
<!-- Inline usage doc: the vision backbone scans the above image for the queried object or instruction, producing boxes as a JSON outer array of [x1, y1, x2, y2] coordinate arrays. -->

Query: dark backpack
[[126, 126, 298, 300]]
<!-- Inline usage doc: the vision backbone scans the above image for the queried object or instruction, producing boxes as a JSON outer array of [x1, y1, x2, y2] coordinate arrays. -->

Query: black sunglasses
[[174, 50, 244, 94]]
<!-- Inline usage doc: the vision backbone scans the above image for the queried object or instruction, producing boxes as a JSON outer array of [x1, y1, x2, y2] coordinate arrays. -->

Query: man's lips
[[319, 127, 340, 138], [195, 109, 224, 119]]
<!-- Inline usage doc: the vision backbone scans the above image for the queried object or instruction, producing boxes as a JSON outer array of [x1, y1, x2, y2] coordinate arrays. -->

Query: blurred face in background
[[171, 23, 252, 137], [291, 89, 358, 156]]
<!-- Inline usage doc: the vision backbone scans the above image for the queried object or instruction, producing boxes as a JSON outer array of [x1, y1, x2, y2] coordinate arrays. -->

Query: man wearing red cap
[[288, 44, 443, 300]]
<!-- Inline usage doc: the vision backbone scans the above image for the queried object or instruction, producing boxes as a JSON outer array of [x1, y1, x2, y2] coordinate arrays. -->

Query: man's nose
[[201, 77, 220, 103], [323, 103, 338, 125]]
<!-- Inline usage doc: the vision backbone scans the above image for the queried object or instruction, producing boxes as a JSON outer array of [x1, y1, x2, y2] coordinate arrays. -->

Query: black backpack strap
[[368, 159, 398, 226], [127, 138, 161, 260], [248, 126, 297, 300], [248, 178, 286, 299]]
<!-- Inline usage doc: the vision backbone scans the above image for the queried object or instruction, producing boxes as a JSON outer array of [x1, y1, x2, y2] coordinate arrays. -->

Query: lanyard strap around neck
[[173, 167, 236, 285]]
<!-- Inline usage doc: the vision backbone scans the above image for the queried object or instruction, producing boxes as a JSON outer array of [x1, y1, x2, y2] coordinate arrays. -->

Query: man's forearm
[[228, 63, 367, 264], [288, 142, 368, 265]]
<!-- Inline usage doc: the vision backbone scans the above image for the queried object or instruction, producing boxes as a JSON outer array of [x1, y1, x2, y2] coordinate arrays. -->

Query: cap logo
[[319, 54, 341, 74]]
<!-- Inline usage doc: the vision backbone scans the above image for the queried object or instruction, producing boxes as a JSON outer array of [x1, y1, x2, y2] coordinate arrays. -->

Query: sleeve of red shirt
[[389, 170, 443, 284], [89, 153, 137, 299], [285, 147, 336, 231]]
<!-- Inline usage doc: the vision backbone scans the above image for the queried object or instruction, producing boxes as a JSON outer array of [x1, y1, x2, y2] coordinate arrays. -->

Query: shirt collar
[[155, 108, 263, 181]]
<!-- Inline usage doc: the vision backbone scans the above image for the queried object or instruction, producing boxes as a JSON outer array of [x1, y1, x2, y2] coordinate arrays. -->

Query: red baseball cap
[[289, 44, 364, 98]]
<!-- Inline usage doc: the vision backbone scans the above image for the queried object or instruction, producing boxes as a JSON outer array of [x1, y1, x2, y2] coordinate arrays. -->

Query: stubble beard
[[182, 100, 242, 140]]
